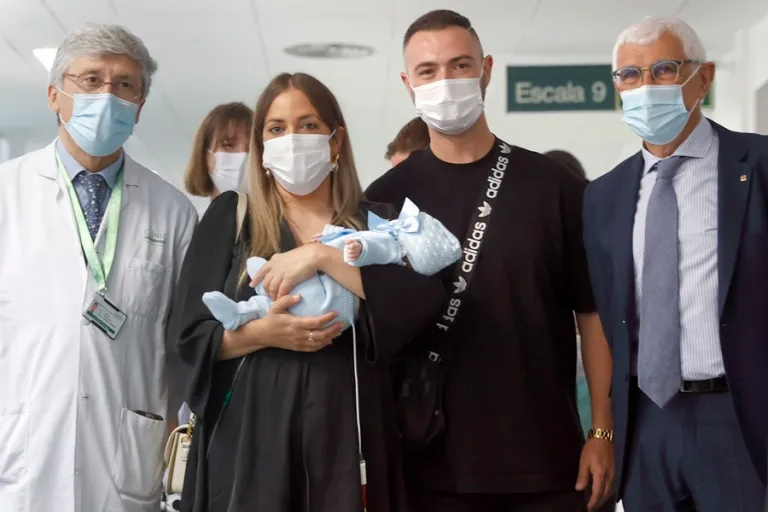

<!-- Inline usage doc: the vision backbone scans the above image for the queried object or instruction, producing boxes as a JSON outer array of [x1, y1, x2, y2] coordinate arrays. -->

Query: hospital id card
[[83, 293, 127, 340]]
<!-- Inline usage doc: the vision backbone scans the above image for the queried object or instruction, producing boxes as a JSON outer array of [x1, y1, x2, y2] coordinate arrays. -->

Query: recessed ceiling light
[[33, 47, 58, 71], [284, 43, 375, 59]]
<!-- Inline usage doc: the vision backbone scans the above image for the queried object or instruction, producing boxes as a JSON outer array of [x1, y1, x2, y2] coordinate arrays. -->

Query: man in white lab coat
[[0, 23, 197, 512]]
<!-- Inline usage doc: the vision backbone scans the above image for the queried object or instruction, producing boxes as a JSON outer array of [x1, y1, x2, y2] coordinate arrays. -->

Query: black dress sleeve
[[559, 172, 597, 314], [358, 199, 447, 363], [168, 191, 239, 417]]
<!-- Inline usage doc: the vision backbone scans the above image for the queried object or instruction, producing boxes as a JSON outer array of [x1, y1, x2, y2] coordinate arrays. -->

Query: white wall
[[748, 14, 768, 135], [0, 136, 10, 164], [714, 12, 768, 135], [749, 14, 768, 104], [756, 82, 768, 135]]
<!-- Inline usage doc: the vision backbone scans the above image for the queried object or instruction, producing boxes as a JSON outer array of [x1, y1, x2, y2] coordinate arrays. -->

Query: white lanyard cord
[[352, 323, 368, 510], [352, 323, 362, 456]]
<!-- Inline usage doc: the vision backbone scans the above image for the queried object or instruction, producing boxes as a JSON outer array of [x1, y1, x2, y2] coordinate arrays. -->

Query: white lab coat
[[0, 141, 198, 512]]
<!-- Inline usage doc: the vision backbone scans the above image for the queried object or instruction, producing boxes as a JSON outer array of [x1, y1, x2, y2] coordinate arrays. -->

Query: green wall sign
[[507, 65, 615, 112], [507, 64, 714, 112]]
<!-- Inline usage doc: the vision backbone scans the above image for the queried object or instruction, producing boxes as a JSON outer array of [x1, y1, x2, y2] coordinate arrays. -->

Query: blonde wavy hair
[[244, 72, 364, 266]]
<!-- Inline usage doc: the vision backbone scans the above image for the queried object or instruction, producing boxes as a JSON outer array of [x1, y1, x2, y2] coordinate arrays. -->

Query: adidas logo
[[486, 148, 510, 199], [453, 276, 467, 294], [478, 201, 491, 218]]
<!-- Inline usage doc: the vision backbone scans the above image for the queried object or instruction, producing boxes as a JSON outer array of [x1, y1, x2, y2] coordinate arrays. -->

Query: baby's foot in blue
[[202, 292, 242, 331]]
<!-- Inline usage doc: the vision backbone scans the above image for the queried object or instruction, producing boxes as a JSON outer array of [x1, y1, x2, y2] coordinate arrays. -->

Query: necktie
[[77, 171, 108, 240], [638, 156, 687, 408]]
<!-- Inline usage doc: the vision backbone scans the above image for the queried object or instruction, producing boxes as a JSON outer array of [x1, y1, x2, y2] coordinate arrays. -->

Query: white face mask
[[210, 151, 248, 193], [412, 74, 485, 135], [262, 132, 335, 196]]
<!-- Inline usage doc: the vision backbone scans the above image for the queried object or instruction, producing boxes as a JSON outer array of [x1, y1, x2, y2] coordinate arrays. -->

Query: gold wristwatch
[[587, 427, 614, 442]]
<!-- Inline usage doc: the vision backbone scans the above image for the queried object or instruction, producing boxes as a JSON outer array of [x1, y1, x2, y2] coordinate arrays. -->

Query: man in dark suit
[[583, 16, 768, 511]]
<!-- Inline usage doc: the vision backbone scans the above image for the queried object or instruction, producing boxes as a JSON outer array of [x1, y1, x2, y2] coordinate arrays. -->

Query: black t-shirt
[[365, 137, 596, 494]]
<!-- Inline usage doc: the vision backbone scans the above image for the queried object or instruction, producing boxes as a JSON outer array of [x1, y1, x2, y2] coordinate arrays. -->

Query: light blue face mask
[[620, 68, 700, 145], [59, 92, 138, 157]]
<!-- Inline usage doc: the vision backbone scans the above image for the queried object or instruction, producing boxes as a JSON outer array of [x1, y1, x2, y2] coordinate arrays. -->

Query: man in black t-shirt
[[366, 10, 615, 512]]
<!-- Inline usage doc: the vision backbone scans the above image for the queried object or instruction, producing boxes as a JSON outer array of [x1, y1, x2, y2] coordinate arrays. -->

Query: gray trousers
[[622, 387, 765, 511]]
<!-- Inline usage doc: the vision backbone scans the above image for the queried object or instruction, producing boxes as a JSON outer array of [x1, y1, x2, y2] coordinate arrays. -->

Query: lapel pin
[[740, 175, 747, 182]]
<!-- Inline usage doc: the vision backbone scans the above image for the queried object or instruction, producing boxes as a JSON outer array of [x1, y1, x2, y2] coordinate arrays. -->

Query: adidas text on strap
[[433, 140, 512, 345]]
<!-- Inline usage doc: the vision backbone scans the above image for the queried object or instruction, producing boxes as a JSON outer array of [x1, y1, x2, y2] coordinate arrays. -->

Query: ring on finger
[[308, 330, 315, 343]]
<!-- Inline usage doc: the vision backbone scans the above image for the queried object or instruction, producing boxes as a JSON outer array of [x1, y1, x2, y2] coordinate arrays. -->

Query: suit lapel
[[714, 123, 752, 316], [613, 154, 644, 324]]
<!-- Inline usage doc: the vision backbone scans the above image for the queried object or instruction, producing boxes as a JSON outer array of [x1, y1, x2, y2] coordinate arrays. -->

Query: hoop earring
[[331, 154, 340, 172]]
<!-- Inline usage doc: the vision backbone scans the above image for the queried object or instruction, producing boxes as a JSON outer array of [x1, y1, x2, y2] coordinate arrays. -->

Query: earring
[[331, 154, 340, 172], [265, 168, 271, 177]]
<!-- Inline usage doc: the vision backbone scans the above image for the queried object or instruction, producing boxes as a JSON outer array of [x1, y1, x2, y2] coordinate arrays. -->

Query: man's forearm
[[576, 312, 613, 429]]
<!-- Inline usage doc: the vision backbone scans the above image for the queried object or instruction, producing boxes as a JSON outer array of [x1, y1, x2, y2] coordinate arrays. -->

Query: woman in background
[[184, 102, 253, 199]]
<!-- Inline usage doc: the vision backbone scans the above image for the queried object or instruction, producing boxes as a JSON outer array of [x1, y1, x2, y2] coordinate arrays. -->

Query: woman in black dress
[[169, 72, 445, 512]]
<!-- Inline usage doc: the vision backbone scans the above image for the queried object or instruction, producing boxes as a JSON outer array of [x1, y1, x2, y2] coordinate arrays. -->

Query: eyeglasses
[[63, 73, 143, 101], [612, 59, 697, 88]]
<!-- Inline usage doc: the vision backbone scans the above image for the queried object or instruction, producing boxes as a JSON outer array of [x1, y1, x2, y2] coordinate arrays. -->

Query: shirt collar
[[641, 116, 715, 175], [55, 138, 124, 189]]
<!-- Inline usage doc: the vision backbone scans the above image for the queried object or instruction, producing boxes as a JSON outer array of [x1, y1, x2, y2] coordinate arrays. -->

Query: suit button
[[622, 320, 626, 324]]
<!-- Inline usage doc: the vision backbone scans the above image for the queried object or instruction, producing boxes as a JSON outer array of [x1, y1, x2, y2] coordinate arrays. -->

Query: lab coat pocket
[[122, 258, 168, 318], [113, 408, 165, 502], [0, 405, 28, 484]]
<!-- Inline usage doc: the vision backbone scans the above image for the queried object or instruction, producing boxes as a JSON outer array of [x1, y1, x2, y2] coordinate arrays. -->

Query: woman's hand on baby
[[344, 240, 362, 262], [255, 295, 345, 352], [251, 244, 324, 300]]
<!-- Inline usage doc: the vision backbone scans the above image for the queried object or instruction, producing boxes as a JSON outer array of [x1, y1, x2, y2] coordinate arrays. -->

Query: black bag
[[395, 141, 514, 449]]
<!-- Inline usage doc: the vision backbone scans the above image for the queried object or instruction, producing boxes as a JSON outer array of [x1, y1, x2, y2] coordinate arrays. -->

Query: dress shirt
[[633, 116, 724, 380]]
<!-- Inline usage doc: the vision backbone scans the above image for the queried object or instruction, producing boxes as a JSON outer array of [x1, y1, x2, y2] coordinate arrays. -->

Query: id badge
[[83, 293, 127, 340]]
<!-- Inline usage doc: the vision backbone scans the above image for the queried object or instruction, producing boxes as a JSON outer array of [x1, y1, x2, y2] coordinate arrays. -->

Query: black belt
[[630, 376, 728, 393], [680, 376, 728, 393]]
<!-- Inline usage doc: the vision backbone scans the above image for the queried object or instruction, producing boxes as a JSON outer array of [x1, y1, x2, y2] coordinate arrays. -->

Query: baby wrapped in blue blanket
[[203, 198, 461, 331]]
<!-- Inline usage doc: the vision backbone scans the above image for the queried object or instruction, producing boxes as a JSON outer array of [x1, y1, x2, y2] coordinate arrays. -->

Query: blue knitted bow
[[368, 197, 420, 235]]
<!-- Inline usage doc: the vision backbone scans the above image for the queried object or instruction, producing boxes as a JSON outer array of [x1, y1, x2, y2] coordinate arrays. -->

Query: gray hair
[[50, 23, 158, 98], [612, 16, 706, 70]]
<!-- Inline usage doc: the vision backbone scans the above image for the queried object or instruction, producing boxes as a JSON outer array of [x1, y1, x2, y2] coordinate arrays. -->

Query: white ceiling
[[1, 0, 767, 200]]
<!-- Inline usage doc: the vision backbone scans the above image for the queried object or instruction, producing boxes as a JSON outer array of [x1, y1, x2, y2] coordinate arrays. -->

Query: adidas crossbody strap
[[427, 140, 513, 363]]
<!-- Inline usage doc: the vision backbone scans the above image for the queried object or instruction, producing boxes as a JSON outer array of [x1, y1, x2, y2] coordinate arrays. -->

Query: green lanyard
[[56, 152, 124, 293]]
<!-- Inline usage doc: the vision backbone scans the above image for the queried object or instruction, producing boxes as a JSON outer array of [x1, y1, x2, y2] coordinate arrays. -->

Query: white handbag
[[164, 415, 195, 495], [163, 192, 248, 496]]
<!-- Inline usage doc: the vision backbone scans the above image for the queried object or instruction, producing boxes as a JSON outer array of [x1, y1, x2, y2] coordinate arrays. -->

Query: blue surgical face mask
[[619, 68, 700, 145], [59, 92, 138, 156]]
